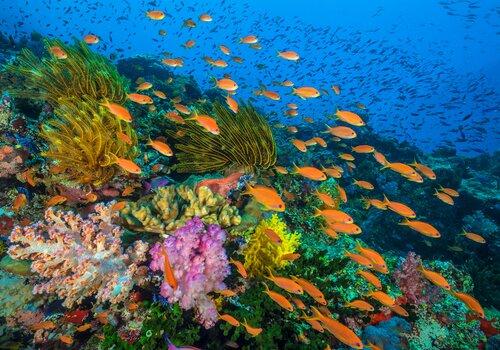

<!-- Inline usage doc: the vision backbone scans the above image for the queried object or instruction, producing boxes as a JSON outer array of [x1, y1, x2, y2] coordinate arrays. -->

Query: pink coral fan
[[149, 217, 229, 328], [195, 172, 243, 197], [8, 203, 149, 308], [393, 251, 439, 306], [0, 144, 24, 178]]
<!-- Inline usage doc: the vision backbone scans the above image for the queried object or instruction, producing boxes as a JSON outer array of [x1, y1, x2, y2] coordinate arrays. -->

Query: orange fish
[[313, 137, 327, 147], [322, 166, 342, 178], [274, 166, 288, 175], [383, 195, 416, 218], [352, 145, 374, 153], [292, 86, 320, 99], [262, 282, 294, 311], [418, 265, 450, 290], [117, 131, 132, 145], [367, 291, 395, 307], [357, 270, 382, 289], [240, 35, 258, 44], [301, 313, 325, 332], [383, 162, 417, 177], [219, 45, 231, 55], [121, 186, 135, 196], [346, 300, 374, 312], [46, 194, 67, 207], [83, 34, 99, 44], [373, 151, 389, 166], [277, 50, 300, 61], [439, 186, 459, 197], [188, 114, 220, 134], [332, 85, 341, 95], [322, 225, 339, 239], [399, 219, 440, 238], [150, 89, 166, 99], [59, 335, 73, 345], [339, 153, 355, 161], [241, 319, 262, 337], [265, 271, 304, 294], [49, 45, 67, 59], [362, 197, 387, 210], [219, 314, 240, 327], [324, 125, 357, 139], [263, 228, 282, 245], [230, 258, 248, 278], [76, 323, 92, 332], [164, 111, 185, 124], [315, 191, 337, 207], [111, 201, 127, 211], [461, 229, 485, 244], [353, 179, 374, 190], [293, 165, 327, 181], [136, 82, 152, 91], [356, 243, 388, 274], [411, 161, 436, 180], [243, 184, 285, 212], [101, 101, 132, 122], [337, 185, 347, 203], [215, 78, 238, 91], [12, 193, 27, 212], [310, 307, 363, 349], [291, 276, 326, 304], [335, 110, 365, 126], [453, 291, 484, 318], [218, 289, 237, 297], [287, 126, 298, 133], [161, 245, 178, 290], [183, 39, 196, 48], [147, 10, 165, 20], [328, 222, 362, 235], [31, 320, 56, 331], [114, 157, 141, 174], [292, 297, 307, 310], [199, 13, 213, 22], [255, 89, 281, 101], [345, 251, 373, 268], [390, 304, 409, 317], [281, 253, 301, 261], [434, 190, 454, 205], [292, 139, 307, 152], [127, 93, 153, 105], [148, 139, 173, 156], [226, 95, 238, 113], [162, 58, 184, 67], [314, 208, 353, 224]]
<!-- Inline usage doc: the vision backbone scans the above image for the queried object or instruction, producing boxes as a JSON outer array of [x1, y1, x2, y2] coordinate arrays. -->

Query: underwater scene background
[[0, 0, 498, 349]]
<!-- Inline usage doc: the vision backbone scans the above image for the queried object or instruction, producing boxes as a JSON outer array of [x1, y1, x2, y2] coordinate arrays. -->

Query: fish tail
[[361, 196, 370, 209], [397, 218, 409, 226], [261, 281, 270, 293], [312, 207, 322, 217], [382, 193, 389, 204], [242, 183, 253, 196]]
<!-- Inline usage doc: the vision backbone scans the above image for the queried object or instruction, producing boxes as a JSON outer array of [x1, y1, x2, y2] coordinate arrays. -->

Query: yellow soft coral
[[242, 214, 300, 277]]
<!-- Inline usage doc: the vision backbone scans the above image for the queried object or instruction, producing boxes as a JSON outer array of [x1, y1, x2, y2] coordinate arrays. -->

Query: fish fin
[[382, 194, 389, 204]]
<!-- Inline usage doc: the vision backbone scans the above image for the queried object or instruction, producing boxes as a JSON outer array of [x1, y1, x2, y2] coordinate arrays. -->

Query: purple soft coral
[[150, 217, 229, 329]]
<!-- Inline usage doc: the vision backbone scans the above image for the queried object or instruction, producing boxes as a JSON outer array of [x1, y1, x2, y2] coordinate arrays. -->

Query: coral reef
[[168, 102, 277, 173], [362, 317, 411, 350], [149, 217, 230, 328], [4, 38, 128, 105], [120, 184, 241, 234], [0, 143, 25, 178], [0, 271, 34, 318], [242, 214, 301, 277], [8, 203, 149, 308], [40, 98, 138, 186]]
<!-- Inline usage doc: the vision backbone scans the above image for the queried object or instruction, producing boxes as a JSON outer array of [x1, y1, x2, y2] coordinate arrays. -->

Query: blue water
[[1, 0, 499, 154]]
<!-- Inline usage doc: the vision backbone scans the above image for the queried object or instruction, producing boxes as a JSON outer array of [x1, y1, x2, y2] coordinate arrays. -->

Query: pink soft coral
[[195, 172, 243, 197], [393, 251, 439, 306], [0, 144, 24, 178], [8, 203, 149, 308], [149, 217, 229, 328]]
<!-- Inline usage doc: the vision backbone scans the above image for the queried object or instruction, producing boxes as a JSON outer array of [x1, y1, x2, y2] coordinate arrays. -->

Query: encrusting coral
[[168, 102, 277, 173], [242, 214, 301, 277], [8, 202, 149, 308], [4, 38, 128, 105], [40, 98, 138, 186], [149, 217, 230, 329], [120, 184, 241, 234]]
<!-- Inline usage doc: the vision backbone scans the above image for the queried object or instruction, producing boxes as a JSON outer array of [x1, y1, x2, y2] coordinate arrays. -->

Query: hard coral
[[4, 38, 128, 105], [0, 144, 25, 178], [149, 217, 230, 329], [242, 214, 300, 277], [121, 184, 241, 234], [40, 98, 138, 186], [8, 203, 148, 308], [168, 102, 277, 173]]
